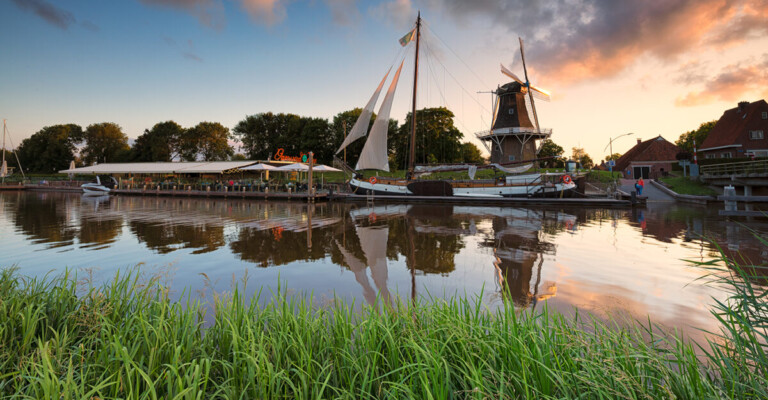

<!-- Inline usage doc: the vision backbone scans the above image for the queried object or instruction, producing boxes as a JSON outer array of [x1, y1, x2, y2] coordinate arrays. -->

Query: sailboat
[[336, 14, 576, 198]]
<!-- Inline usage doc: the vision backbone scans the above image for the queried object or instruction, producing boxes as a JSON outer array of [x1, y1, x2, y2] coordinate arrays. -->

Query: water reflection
[[2, 192, 767, 336]]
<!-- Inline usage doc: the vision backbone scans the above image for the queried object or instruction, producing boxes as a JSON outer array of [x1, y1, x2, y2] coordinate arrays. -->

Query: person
[[635, 177, 644, 195]]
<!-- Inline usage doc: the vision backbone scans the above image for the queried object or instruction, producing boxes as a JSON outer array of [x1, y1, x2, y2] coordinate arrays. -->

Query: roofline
[[698, 144, 742, 152]]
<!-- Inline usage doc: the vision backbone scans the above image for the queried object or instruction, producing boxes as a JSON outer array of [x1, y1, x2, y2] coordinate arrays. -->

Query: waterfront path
[[619, 179, 674, 202]]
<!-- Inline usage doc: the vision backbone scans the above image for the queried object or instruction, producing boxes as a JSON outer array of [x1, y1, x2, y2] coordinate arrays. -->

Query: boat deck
[[333, 193, 634, 207]]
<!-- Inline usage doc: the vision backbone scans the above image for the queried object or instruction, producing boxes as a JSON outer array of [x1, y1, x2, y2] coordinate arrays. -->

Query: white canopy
[[240, 163, 279, 171], [312, 165, 342, 172], [275, 163, 309, 171], [59, 161, 257, 175]]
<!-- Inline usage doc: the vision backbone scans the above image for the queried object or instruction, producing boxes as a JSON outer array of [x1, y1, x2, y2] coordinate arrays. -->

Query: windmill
[[476, 37, 553, 165]]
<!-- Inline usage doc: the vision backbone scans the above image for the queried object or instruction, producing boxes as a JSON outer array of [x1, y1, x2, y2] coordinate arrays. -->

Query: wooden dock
[[0, 184, 26, 191], [332, 193, 633, 207], [111, 188, 328, 201]]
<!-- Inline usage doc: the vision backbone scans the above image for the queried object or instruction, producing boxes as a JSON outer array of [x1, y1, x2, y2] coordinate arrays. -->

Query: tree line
[[8, 107, 484, 173]]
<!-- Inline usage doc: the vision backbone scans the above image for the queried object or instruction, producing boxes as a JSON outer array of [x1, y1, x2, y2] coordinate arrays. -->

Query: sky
[[1, 0, 767, 160]]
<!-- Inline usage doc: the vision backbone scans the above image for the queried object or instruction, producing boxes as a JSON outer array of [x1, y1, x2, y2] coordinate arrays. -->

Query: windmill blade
[[530, 86, 551, 102], [500, 64, 524, 85]]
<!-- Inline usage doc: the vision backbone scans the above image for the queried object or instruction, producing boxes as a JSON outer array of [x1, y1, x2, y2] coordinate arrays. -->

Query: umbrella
[[312, 164, 341, 172], [275, 163, 309, 171], [240, 163, 279, 171]]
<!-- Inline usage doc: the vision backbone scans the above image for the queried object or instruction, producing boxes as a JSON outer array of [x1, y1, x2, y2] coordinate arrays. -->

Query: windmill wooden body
[[476, 38, 552, 164]]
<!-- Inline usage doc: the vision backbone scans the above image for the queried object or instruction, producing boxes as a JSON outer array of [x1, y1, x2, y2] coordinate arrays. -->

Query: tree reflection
[[130, 222, 225, 254], [9, 192, 76, 248]]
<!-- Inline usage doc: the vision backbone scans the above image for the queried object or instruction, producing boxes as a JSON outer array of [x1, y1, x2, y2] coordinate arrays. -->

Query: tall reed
[[0, 257, 765, 399]]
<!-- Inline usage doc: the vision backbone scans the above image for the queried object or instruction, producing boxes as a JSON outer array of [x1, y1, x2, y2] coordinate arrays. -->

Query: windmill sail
[[355, 59, 405, 171], [336, 67, 392, 155]]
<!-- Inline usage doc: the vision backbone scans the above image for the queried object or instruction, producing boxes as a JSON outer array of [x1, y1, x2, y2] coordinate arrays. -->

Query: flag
[[399, 28, 415, 46]]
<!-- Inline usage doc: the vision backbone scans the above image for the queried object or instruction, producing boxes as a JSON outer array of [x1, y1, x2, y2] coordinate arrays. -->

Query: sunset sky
[[1, 0, 767, 160]]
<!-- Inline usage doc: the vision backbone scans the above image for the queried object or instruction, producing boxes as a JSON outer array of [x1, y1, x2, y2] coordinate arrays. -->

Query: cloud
[[371, 0, 414, 29], [239, 0, 286, 26], [183, 52, 204, 62], [139, 0, 226, 29], [324, 0, 360, 26], [422, 0, 768, 85], [81, 20, 100, 32], [675, 55, 768, 107], [11, 0, 75, 30]]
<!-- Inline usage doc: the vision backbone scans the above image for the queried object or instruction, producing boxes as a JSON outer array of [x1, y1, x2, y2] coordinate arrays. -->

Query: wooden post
[[308, 151, 314, 201]]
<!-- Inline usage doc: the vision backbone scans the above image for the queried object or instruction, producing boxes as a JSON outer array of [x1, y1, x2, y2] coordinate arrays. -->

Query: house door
[[633, 166, 650, 179]]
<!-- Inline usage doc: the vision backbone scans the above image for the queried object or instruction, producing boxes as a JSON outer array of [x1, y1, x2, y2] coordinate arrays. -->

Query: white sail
[[336, 67, 392, 155], [356, 59, 404, 171]]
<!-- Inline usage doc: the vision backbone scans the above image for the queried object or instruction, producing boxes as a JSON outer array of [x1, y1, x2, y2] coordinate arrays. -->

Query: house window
[[508, 108, 515, 115], [721, 152, 732, 158], [750, 130, 764, 140], [508, 155, 515, 161], [705, 154, 716, 159], [763, 111, 767, 119]]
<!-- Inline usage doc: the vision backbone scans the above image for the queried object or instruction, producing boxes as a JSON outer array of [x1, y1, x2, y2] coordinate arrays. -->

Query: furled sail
[[355, 59, 405, 171], [336, 67, 392, 155], [0, 160, 6, 178]]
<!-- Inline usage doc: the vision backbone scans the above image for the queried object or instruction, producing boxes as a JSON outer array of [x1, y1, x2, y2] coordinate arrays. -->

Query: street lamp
[[604, 132, 634, 175]]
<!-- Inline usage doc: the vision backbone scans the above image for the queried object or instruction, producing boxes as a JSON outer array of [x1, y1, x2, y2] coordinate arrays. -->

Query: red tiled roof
[[700, 100, 768, 150], [614, 136, 679, 171]]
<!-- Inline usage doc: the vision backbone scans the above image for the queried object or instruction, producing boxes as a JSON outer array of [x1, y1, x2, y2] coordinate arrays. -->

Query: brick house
[[614, 136, 680, 179], [699, 100, 768, 159]]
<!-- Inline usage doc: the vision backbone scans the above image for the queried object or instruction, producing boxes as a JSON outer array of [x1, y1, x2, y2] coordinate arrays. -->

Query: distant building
[[614, 136, 680, 179], [699, 100, 768, 159]]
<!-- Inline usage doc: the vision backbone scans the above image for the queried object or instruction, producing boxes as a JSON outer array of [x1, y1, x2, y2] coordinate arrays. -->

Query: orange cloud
[[675, 56, 768, 107]]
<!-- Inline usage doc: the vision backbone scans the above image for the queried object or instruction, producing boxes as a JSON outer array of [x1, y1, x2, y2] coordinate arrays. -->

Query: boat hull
[[81, 184, 111, 195], [349, 176, 576, 198]]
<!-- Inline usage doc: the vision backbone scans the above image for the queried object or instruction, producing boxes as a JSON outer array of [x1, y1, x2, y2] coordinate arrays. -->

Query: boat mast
[[407, 12, 421, 179], [1, 120, 5, 183]]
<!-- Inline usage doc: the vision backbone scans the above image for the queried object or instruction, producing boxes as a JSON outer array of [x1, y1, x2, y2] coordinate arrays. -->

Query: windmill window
[[750, 130, 764, 140], [508, 108, 515, 115], [763, 112, 767, 119], [508, 155, 515, 161]]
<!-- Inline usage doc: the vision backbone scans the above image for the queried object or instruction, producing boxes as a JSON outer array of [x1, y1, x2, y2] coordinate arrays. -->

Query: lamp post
[[604, 132, 634, 176]]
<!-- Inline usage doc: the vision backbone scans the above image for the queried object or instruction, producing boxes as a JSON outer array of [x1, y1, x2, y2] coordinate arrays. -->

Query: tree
[[391, 107, 463, 169], [572, 147, 594, 169], [605, 153, 621, 162], [180, 122, 233, 161], [80, 123, 130, 165], [537, 139, 565, 168], [331, 109, 398, 168], [16, 124, 82, 173], [676, 120, 717, 153], [233, 113, 301, 161], [460, 142, 485, 163], [131, 121, 184, 161]]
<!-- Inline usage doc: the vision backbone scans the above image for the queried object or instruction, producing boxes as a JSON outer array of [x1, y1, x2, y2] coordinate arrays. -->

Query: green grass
[[1, 255, 766, 398], [660, 176, 718, 196]]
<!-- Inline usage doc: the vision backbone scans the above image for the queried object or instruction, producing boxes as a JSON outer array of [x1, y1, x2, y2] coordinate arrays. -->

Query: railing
[[700, 160, 768, 176]]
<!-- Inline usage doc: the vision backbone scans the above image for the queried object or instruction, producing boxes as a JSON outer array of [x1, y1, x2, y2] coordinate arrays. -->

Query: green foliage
[[391, 107, 463, 169], [181, 122, 233, 161], [16, 124, 82, 173], [538, 139, 565, 167], [80, 123, 130, 165], [2, 262, 766, 399], [605, 153, 621, 162], [460, 142, 485, 163], [571, 147, 594, 169], [231, 153, 247, 161], [131, 121, 184, 162], [660, 176, 718, 196], [233, 113, 337, 164], [676, 120, 717, 153]]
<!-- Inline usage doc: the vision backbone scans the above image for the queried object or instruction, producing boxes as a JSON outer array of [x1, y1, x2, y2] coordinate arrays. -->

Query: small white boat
[[81, 175, 117, 195]]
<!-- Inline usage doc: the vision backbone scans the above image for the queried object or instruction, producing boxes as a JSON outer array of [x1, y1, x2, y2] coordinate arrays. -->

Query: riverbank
[[1, 253, 765, 398]]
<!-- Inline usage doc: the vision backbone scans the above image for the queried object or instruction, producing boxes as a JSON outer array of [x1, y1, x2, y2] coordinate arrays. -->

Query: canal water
[[1, 191, 765, 339]]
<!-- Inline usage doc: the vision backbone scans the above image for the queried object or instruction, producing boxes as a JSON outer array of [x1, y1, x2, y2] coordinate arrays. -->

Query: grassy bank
[[1, 259, 765, 398], [660, 176, 718, 196]]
